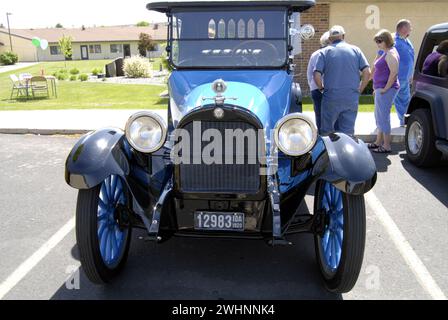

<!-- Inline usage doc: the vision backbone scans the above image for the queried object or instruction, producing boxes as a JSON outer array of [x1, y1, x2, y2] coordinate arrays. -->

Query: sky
[[0, 0, 167, 29]]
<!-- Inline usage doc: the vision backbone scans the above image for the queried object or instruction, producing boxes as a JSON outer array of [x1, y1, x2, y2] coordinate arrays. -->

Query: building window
[[89, 44, 102, 54], [50, 45, 62, 55], [110, 44, 123, 53]]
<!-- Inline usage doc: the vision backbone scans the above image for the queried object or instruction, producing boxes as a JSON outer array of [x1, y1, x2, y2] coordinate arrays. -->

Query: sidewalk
[[0, 109, 405, 142], [0, 63, 38, 74]]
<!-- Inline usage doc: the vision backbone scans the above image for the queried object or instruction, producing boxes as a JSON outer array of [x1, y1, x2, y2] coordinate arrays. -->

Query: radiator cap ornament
[[214, 107, 225, 119]]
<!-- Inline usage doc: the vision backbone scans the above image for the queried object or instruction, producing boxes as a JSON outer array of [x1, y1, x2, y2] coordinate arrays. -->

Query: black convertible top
[[147, 0, 316, 12]]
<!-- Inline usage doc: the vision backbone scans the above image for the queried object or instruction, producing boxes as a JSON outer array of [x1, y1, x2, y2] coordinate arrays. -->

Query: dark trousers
[[311, 89, 323, 133]]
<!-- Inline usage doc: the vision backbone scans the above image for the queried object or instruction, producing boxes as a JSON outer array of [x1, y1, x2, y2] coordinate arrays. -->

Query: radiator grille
[[178, 121, 261, 193]]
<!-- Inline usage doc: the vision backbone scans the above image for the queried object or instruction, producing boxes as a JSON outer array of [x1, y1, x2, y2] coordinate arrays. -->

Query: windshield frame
[[167, 6, 291, 70]]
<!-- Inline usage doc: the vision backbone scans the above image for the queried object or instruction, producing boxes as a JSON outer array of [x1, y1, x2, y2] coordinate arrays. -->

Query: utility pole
[[6, 12, 13, 52]]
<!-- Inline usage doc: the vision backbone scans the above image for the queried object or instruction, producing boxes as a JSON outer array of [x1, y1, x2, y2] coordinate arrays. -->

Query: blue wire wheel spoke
[[320, 182, 344, 272], [97, 175, 127, 267]]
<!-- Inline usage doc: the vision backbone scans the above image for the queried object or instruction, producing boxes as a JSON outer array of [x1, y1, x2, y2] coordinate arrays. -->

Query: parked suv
[[405, 23, 448, 167]]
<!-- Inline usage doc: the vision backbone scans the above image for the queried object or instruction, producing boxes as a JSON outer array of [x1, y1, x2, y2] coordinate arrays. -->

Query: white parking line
[[365, 192, 447, 300], [0, 217, 75, 300]]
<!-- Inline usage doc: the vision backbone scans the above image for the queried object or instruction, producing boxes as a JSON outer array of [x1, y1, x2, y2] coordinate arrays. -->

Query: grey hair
[[320, 31, 330, 47], [396, 19, 411, 31]]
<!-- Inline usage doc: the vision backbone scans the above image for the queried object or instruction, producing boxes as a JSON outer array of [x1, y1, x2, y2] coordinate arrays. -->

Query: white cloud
[[0, 0, 167, 29]]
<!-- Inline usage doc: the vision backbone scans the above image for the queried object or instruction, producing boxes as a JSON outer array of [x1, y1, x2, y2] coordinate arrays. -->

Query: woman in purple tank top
[[369, 30, 400, 153]]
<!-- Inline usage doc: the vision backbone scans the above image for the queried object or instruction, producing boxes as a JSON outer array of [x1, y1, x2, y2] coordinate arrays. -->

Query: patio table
[[22, 75, 58, 98]]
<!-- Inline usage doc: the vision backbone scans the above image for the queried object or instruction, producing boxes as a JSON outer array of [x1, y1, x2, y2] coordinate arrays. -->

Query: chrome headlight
[[274, 114, 318, 156], [125, 111, 167, 153]]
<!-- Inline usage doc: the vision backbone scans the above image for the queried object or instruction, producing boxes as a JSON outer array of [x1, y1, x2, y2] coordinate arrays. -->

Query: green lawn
[[1, 60, 382, 112], [303, 95, 396, 113], [0, 61, 168, 111], [150, 57, 166, 71]]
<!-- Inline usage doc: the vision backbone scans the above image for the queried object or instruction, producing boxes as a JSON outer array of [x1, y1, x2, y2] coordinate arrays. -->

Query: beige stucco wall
[[0, 33, 38, 62], [328, 0, 448, 66], [36, 40, 165, 61], [37, 41, 140, 61]]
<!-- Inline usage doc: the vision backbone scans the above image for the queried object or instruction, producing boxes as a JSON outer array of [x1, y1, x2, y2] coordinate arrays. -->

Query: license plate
[[194, 212, 245, 231]]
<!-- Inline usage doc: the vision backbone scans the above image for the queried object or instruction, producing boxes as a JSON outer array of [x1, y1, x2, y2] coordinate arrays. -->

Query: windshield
[[170, 9, 289, 68]]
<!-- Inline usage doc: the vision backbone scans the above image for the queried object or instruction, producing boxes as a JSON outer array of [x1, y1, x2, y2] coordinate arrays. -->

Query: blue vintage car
[[65, 0, 377, 293]]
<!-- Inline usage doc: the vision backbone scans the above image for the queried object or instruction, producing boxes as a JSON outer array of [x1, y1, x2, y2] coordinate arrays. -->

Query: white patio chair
[[10, 74, 28, 99], [30, 76, 50, 98]]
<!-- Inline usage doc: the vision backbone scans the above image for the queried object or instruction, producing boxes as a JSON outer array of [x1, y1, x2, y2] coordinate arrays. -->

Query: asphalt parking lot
[[0, 134, 447, 300]]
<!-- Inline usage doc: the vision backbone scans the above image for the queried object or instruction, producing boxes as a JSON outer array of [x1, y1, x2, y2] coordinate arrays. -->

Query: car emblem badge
[[214, 108, 224, 119]]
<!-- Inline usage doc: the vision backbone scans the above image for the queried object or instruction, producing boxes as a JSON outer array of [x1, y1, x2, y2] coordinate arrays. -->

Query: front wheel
[[314, 180, 366, 293], [76, 175, 132, 284], [405, 109, 441, 167]]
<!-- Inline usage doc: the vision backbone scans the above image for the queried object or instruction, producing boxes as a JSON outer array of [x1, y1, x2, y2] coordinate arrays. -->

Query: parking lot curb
[[0, 128, 91, 135], [357, 134, 405, 144], [0, 128, 405, 143]]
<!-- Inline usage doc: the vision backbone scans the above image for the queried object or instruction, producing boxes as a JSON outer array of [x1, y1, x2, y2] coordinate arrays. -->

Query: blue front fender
[[315, 133, 377, 195], [65, 128, 130, 189]]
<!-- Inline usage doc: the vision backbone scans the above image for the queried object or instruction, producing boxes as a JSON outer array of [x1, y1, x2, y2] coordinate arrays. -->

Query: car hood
[[168, 70, 293, 131]]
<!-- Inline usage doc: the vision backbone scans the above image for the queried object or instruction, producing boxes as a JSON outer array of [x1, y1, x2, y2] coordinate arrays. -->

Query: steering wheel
[[232, 40, 280, 66]]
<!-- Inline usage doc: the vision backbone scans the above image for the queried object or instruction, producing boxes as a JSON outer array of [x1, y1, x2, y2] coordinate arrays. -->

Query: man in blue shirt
[[307, 31, 330, 133], [314, 25, 371, 136], [394, 19, 415, 126]]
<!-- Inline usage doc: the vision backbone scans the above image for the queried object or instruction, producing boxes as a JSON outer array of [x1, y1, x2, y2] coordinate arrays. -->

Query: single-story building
[[0, 24, 167, 62], [294, 0, 448, 94]]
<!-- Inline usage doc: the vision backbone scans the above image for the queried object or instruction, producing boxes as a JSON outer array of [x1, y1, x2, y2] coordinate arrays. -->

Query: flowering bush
[[123, 56, 151, 78], [0, 52, 18, 65]]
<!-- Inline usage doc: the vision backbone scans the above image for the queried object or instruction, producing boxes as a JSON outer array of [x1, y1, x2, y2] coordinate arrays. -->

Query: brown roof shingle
[[1, 24, 167, 43]]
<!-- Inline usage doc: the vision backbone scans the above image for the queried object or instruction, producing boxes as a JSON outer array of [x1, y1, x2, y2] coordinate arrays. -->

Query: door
[[123, 44, 131, 58], [81, 45, 89, 60]]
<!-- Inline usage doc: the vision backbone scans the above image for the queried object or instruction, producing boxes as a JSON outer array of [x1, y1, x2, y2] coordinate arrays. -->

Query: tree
[[138, 32, 156, 57], [136, 21, 150, 27], [58, 35, 73, 67], [55, 23, 63, 28]]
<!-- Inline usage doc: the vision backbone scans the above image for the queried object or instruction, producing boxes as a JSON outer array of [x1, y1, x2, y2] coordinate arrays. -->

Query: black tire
[[76, 177, 132, 284], [405, 109, 442, 167], [314, 180, 366, 293]]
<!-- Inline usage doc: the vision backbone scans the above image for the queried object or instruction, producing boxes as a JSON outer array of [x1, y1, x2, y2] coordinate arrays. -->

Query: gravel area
[[87, 71, 169, 86]]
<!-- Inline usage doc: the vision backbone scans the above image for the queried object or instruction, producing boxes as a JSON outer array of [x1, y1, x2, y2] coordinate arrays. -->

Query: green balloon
[[32, 37, 41, 47]]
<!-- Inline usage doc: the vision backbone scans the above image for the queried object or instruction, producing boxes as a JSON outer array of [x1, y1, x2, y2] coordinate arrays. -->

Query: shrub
[[69, 75, 77, 81], [91, 68, 102, 76], [57, 72, 68, 81], [0, 52, 19, 65], [70, 68, 80, 75], [136, 21, 150, 27], [123, 56, 151, 78], [79, 74, 88, 81]]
